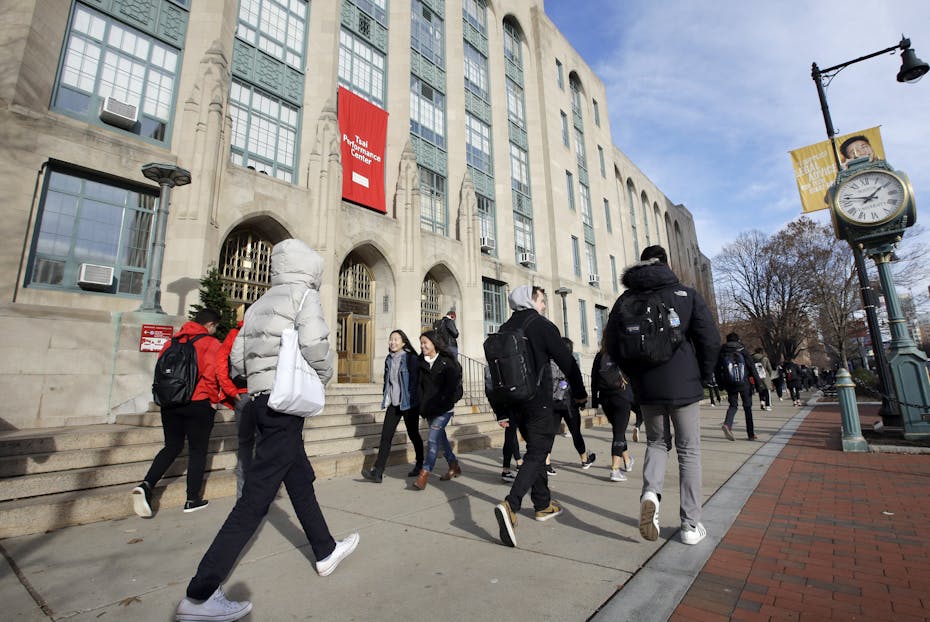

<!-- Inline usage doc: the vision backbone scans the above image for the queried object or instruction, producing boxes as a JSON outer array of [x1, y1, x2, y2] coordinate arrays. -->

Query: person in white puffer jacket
[[176, 239, 358, 622]]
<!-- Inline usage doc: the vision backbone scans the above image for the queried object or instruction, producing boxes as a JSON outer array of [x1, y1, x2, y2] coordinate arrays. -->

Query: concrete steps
[[0, 385, 512, 538]]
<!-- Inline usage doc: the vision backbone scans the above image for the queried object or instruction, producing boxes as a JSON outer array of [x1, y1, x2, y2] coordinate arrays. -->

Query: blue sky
[[544, 0, 930, 303]]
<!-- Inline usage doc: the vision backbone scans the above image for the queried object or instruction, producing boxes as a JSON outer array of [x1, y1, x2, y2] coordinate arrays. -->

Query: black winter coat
[[498, 308, 587, 409], [715, 341, 759, 391], [590, 350, 634, 409], [418, 351, 460, 420], [605, 260, 720, 406]]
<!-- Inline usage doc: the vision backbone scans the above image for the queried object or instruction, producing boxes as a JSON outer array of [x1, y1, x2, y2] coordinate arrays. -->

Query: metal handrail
[[457, 352, 488, 407]]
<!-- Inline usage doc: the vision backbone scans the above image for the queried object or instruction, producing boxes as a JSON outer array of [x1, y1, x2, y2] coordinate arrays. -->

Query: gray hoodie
[[508, 284, 535, 311], [231, 239, 335, 394]]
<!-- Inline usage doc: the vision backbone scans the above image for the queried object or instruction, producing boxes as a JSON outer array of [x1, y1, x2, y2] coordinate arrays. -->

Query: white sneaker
[[639, 491, 660, 541], [176, 587, 252, 622], [316, 532, 359, 576], [680, 522, 707, 545], [621, 457, 635, 473], [609, 469, 627, 482]]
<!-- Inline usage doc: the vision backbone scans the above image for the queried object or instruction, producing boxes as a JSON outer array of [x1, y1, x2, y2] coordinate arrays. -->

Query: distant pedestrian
[[176, 239, 358, 622], [490, 285, 587, 548], [552, 337, 596, 470], [783, 359, 803, 406], [591, 338, 635, 482], [751, 347, 774, 412], [716, 333, 760, 441], [132, 308, 223, 519], [413, 329, 463, 489], [363, 329, 424, 483], [605, 246, 720, 546], [433, 309, 459, 357]]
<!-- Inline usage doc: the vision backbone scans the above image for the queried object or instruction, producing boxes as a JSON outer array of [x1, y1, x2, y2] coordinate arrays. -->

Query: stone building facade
[[0, 0, 715, 429]]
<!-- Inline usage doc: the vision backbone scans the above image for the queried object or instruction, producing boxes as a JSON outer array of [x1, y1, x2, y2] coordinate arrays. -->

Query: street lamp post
[[554, 287, 572, 338], [139, 163, 192, 314], [810, 36, 928, 426]]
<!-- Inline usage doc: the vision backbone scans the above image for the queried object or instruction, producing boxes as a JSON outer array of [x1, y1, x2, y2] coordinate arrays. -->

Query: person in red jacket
[[216, 319, 252, 498], [132, 309, 223, 517]]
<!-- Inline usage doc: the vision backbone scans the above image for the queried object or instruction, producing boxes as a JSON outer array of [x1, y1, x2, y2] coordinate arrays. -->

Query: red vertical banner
[[338, 87, 389, 213]]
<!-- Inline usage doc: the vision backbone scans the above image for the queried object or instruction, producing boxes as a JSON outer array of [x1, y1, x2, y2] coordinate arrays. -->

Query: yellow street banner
[[789, 127, 885, 213]]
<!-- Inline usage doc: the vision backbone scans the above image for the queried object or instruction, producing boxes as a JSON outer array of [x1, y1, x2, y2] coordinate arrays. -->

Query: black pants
[[602, 396, 632, 456], [708, 384, 722, 405], [373, 405, 424, 472], [144, 400, 215, 501], [502, 424, 522, 469], [186, 395, 336, 600], [505, 403, 556, 513], [556, 404, 587, 456], [724, 386, 755, 437], [789, 384, 801, 402]]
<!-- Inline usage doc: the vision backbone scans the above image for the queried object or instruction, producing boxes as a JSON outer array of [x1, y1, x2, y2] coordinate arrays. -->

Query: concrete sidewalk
[[2, 398, 805, 622]]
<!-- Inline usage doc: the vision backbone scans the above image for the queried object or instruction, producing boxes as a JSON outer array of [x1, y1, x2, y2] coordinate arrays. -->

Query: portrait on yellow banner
[[789, 127, 885, 213]]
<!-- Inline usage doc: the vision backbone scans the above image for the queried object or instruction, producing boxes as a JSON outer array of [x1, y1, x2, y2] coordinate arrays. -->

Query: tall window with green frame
[[231, 0, 308, 182], [52, 3, 185, 144], [482, 278, 507, 335], [27, 166, 157, 296], [579, 299, 589, 346]]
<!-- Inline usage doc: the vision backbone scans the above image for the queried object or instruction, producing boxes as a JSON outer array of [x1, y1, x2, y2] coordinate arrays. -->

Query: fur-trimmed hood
[[621, 258, 680, 291]]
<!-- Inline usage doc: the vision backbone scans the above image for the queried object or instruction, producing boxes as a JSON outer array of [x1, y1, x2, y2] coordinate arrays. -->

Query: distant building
[[0, 0, 713, 428]]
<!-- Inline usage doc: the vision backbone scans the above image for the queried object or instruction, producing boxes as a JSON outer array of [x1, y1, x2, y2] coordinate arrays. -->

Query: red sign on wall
[[140, 324, 174, 353], [338, 86, 389, 213]]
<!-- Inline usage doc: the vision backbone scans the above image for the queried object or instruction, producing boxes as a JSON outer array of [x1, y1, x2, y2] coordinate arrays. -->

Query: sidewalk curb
[[590, 403, 814, 621]]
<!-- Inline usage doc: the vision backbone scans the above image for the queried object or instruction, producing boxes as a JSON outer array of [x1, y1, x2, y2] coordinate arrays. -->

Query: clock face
[[834, 170, 907, 225]]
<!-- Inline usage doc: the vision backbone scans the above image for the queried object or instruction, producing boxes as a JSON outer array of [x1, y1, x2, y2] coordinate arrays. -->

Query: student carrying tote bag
[[269, 289, 326, 417]]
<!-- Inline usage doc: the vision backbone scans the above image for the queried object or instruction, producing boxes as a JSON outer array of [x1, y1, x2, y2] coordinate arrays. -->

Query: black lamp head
[[897, 40, 929, 83]]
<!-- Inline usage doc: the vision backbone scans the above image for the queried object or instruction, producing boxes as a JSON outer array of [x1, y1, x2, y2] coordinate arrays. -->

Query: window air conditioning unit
[[518, 252, 535, 267], [99, 96, 138, 129], [479, 236, 496, 252], [77, 263, 115, 291], [588, 273, 600, 285]]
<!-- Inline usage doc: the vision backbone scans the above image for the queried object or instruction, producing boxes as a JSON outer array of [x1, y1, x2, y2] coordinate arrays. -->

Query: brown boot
[[414, 469, 429, 490], [440, 460, 462, 481]]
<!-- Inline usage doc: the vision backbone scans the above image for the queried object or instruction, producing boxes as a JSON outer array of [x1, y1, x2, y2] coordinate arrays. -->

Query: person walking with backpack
[[490, 285, 587, 548], [413, 329, 463, 490], [363, 329, 423, 483], [485, 366, 523, 482], [783, 358, 803, 406], [175, 239, 358, 622], [605, 246, 719, 546], [717, 333, 760, 441], [591, 338, 635, 482], [132, 308, 224, 519], [433, 309, 459, 357], [552, 337, 596, 471], [751, 347, 775, 412]]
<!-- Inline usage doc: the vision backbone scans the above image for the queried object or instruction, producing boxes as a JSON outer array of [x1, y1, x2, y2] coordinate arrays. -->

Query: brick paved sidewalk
[[672, 404, 930, 622]]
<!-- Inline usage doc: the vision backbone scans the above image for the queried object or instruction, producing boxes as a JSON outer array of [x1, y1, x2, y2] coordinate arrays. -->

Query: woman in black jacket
[[363, 329, 422, 483], [413, 330, 462, 490], [591, 339, 635, 482]]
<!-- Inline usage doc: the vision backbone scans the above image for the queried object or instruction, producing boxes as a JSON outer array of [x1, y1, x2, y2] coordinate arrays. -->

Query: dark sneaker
[[407, 463, 423, 477], [316, 532, 360, 576], [581, 453, 596, 470], [183, 499, 209, 513], [721, 424, 735, 441], [501, 471, 516, 482], [494, 501, 517, 547], [176, 586, 252, 622], [639, 491, 660, 541], [362, 468, 383, 483], [131, 482, 153, 518], [534, 502, 563, 522], [546, 465, 557, 476]]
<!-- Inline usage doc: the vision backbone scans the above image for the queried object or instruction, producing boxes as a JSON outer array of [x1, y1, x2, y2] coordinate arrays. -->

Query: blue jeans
[[423, 411, 455, 472]]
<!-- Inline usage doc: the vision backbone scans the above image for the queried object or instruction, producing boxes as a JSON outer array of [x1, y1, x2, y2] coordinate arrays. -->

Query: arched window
[[626, 180, 639, 258], [220, 229, 274, 304], [640, 191, 651, 246], [420, 275, 441, 330]]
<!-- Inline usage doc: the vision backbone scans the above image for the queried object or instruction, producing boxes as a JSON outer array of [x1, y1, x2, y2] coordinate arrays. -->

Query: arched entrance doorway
[[337, 254, 374, 383], [219, 223, 287, 314]]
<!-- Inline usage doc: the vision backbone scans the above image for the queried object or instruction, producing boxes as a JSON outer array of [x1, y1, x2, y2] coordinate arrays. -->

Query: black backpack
[[483, 314, 540, 405], [719, 351, 747, 386], [597, 353, 628, 393], [610, 289, 682, 367], [153, 334, 205, 408]]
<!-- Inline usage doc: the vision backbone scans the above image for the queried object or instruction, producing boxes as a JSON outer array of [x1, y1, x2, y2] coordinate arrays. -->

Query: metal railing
[[458, 352, 488, 407]]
